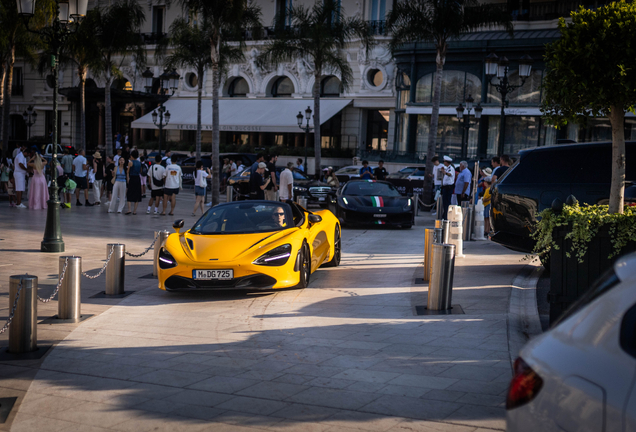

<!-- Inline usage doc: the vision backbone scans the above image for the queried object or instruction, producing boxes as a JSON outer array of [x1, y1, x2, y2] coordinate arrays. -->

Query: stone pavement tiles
[[1, 203, 528, 431]]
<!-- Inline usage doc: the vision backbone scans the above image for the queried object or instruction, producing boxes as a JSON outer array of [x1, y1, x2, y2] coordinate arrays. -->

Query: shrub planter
[[548, 225, 636, 323], [532, 200, 636, 324]]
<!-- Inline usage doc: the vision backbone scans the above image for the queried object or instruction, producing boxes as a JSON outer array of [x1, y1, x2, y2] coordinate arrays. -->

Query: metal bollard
[[226, 185, 234, 202], [462, 207, 473, 241], [105, 244, 125, 295], [427, 243, 456, 311], [413, 193, 419, 216], [423, 229, 435, 281], [435, 195, 443, 220], [58, 257, 81, 321], [433, 227, 444, 244], [435, 219, 443, 229], [153, 231, 170, 277], [297, 196, 308, 208], [442, 220, 451, 244], [9, 275, 38, 353]]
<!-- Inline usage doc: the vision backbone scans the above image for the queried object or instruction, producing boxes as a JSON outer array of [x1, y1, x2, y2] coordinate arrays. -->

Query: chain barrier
[[82, 246, 115, 279], [125, 233, 159, 258], [416, 196, 436, 209], [0, 282, 23, 334], [38, 258, 69, 303]]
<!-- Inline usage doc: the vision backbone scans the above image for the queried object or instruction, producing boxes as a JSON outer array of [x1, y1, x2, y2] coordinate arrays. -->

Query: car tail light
[[506, 357, 543, 410]]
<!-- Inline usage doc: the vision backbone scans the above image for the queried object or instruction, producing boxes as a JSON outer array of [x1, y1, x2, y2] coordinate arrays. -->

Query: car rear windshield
[[190, 202, 294, 234], [344, 181, 402, 197]]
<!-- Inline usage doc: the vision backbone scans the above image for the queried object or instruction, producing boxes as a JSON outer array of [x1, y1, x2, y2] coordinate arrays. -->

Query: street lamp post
[[143, 67, 179, 158], [485, 53, 534, 156], [22, 105, 37, 140], [296, 106, 312, 173], [455, 95, 483, 160], [17, 0, 88, 253]]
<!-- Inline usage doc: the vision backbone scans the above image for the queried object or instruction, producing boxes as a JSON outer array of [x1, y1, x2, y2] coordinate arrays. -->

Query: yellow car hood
[[180, 229, 296, 263]]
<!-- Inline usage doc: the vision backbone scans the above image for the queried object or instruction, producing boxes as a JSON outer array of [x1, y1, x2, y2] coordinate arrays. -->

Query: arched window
[[320, 76, 341, 97], [271, 76, 294, 97], [228, 77, 249, 97], [415, 71, 482, 104]]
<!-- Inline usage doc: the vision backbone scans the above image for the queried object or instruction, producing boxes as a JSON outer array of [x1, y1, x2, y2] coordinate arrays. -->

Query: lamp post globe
[[296, 112, 303, 127], [455, 103, 464, 120], [142, 67, 154, 93]]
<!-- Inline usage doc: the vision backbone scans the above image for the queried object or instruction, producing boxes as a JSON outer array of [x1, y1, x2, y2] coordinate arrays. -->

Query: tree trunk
[[196, 65, 202, 162], [211, 64, 220, 206], [0, 64, 5, 150], [79, 65, 87, 151], [423, 47, 445, 204], [608, 105, 625, 214], [313, 71, 321, 179], [2, 47, 15, 153], [104, 74, 114, 157]]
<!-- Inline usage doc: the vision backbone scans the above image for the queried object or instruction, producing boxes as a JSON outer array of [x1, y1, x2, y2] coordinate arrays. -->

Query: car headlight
[[341, 197, 356, 210], [404, 198, 412, 211], [253, 244, 292, 266], [293, 186, 307, 193], [158, 248, 177, 269]]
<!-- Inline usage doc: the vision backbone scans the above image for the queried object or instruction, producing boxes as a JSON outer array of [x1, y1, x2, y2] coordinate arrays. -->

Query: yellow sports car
[[157, 200, 341, 290]]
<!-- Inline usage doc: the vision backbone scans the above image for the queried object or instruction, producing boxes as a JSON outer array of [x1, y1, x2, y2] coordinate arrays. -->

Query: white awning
[[131, 98, 352, 133]]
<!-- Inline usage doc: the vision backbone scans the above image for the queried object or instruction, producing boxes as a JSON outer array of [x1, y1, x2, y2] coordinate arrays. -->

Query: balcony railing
[[142, 32, 167, 44], [231, 21, 388, 41], [11, 84, 23, 96], [487, 1, 613, 22]]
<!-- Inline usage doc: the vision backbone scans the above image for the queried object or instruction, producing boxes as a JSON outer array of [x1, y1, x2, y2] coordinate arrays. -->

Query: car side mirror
[[173, 219, 185, 235], [308, 214, 322, 224]]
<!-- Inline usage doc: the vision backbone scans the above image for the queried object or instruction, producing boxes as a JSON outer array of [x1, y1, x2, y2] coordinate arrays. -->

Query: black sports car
[[334, 179, 414, 228], [227, 167, 336, 206]]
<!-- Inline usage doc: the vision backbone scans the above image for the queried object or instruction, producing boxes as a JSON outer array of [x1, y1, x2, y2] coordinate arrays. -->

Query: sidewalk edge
[[507, 263, 544, 370]]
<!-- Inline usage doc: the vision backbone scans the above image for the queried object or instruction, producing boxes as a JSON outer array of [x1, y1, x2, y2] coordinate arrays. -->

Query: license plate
[[373, 214, 387, 218], [193, 269, 233, 280], [319, 197, 325, 201]]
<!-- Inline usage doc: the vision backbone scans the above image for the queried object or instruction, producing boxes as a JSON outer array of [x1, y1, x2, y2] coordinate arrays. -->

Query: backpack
[[151, 165, 164, 188], [141, 162, 148, 177]]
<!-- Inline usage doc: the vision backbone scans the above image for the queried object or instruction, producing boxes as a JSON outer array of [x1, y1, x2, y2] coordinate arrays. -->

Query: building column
[[406, 51, 417, 154]]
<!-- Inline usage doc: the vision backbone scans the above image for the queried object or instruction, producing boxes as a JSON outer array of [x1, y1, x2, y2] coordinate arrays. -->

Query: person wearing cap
[[374, 160, 388, 181], [279, 162, 294, 201], [324, 166, 339, 188], [92, 151, 104, 205], [454, 160, 472, 206], [441, 155, 455, 220], [249, 162, 270, 200], [482, 176, 493, 235]]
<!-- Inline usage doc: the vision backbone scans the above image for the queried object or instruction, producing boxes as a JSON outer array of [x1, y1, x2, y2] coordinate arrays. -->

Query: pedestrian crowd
[[1, 144, 188, 216], [432, 153, 512, 236]]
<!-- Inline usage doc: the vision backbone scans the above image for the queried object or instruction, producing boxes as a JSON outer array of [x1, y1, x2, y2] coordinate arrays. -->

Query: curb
[[507, 263, 544, 370]]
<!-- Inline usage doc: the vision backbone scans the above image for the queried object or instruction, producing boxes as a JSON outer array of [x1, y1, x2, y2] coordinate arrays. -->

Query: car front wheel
[[296, 243, 311, 288]]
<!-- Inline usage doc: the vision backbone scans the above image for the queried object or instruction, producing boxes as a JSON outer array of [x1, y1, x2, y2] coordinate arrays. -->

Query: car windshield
[[190, 202, 294, 235], [343, 181, 402, 197], [337, 167, 359, 175], [410, 169, 425, 176]]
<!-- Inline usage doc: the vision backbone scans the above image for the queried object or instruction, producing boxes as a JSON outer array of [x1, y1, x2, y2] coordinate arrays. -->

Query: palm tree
[[91, 0, 146, 156], [387, 0, 512, 203], [159, 17, 213, 162], [35, 10, 99, 151], [174, 0, 261, 206], [260, 0, 371, 179], [0, 0, 45, 154]]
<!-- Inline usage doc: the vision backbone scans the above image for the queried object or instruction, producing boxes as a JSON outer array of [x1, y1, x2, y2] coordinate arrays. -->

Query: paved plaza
[[0, 191, 541, 431]]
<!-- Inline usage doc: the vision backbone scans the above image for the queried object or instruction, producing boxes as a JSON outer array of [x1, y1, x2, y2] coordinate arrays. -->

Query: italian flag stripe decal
[[371, 196, 384, 207], [375, 220, 385, 225]]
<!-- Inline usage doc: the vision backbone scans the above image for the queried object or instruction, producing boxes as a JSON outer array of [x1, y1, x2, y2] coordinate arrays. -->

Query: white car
[[507, 251, 636, 432], [335, 165, 378, 182]]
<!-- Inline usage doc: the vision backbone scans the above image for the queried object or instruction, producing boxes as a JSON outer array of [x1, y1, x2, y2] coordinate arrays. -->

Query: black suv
[[490, 141, 636, 253]]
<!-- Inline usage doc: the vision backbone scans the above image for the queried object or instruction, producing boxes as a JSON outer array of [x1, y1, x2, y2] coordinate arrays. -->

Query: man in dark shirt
[[492, 154, 511, 185], [249, 162, 270, 200], [250, 153, 265, 175], [264, 154, 278, 201], [374, 160, 388, 181]]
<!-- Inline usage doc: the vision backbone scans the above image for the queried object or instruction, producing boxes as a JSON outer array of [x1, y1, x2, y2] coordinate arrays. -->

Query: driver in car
[[271, 206, 287, 228]]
